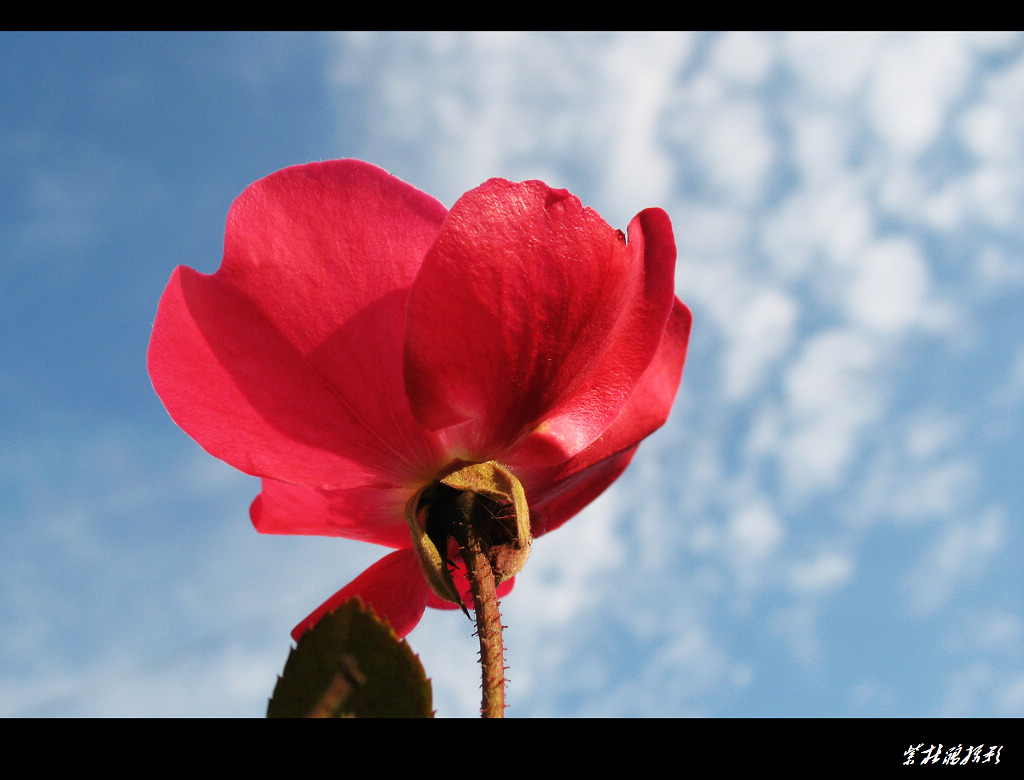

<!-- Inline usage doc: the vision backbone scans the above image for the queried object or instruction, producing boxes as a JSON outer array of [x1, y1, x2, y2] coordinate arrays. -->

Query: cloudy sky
[[2, 31, 1022, 718]]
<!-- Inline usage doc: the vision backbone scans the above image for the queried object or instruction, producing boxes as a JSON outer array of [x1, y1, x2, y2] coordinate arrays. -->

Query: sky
[[2, 31, 1023, 718]]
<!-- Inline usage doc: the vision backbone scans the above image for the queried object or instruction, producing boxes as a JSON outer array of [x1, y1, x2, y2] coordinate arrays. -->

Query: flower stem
[[453, 493, 506, 718]]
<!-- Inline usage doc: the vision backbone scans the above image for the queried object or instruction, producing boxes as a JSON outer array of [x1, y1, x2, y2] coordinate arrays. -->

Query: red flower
[[148, 160, 691, 640]]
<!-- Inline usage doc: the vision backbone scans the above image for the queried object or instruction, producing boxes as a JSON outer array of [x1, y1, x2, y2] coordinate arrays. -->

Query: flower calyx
[[405, 460, 531, 612]]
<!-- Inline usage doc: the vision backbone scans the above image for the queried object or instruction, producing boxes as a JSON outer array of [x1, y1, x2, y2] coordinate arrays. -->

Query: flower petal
[[250, 477, 412, 548], [148, 160, 449, 489], [512, 209, 680, 464], [526, 446, 638, 538], [404, 183, 677, 465], [580, 296, 692, 463], [290, 548, 430, 641], [518, 297, 692, 536]]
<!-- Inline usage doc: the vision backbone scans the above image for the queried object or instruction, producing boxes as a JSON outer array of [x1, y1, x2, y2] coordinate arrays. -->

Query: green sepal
[[440, 460, 531, 583], [405, 460, 532, 608], [267, 598, 433, 718]]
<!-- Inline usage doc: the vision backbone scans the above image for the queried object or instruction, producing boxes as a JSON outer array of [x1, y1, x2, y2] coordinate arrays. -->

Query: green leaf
[[267, 598, 433, 718]]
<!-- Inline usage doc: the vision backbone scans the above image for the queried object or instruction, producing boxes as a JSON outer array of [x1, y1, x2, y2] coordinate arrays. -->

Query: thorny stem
[[451, 492, 506, 718]]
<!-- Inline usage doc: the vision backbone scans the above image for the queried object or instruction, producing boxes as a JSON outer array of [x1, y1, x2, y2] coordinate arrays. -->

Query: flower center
[[405, 460, 532, 608]]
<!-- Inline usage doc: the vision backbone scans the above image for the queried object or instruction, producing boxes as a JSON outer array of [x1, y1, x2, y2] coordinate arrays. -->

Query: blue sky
[[2, 31, 1023, 717]]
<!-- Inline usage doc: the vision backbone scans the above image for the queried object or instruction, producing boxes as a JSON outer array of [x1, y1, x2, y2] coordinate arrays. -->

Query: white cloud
[[728, 501, 784, 562], [974, 246, 1024, 290], [509, 492, 625, 626], [771, 602, 825, 665], [905, 412, 963, 460], [697, 99, 776, 207], [12, 163, 111, 262], [723, 286, 798, 400], [866, 33, 970, 158], [22, 642, 281, 717], [997, 675, 1024, 715], [779, 328, 883, 495], [905, 508, 1006, 615], [847, 413, 979, 529], [936, 663, 1024, 717], [992, 341, 1024, 409], [944, 610, 1023, 656], [709, 31, 775, 87], [665, 73, 776, 208], [329, 31, 692, 221], [761, 175, 876, 281], [844, 237, 932, 334], [890, 459, 976, 521], [788, 551, 854, 595], [783, 32, 883, 102], [960, 47, 1024, 174], [643, 622, 736, 709], [788, 112, 857, 186], [594, 33, 693, 217], [674, 247, 798, 403], [960, 100, 1017, 163]]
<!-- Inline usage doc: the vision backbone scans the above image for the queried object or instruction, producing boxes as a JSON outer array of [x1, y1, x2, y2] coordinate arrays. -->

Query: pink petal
[[250, 477, 412, 549], [579, 296, 692, 463], [526, 446, 639, 538], [519, 297, 692, 536], [426, 573, 516, 611], [148, 160, 450, 489], [512, 209, 680, 464], [291, 548, 430, 640], [404, 183, 677, 465]]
